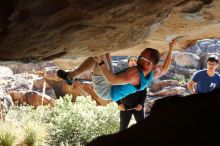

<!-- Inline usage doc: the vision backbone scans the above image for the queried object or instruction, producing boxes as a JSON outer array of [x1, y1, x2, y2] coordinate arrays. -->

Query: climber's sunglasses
[[138, 56, 151, 62]]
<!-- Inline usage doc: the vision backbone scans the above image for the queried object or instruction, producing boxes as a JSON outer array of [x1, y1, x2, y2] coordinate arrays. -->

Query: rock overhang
[[0, 0, 219, 63]]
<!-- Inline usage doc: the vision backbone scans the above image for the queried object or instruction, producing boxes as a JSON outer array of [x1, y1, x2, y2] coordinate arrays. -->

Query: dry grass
[[23, 122, 49, 146], [0, 121, 49, 146], [0, 121, 20, 146]]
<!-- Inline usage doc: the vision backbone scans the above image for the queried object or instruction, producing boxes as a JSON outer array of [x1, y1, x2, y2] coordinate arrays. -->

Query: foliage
[[48, 95, 119, 145], [5, 95, 119, 146]]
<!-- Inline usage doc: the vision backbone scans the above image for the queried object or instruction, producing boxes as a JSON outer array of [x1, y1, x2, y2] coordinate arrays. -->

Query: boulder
[[186, 45, 202, 56], [61, 81, 109, 106], [0, 66, 13, 77], [0, 61, 55, 74], [186, 39, 220, 57], [150, 80, 182, 92], [0, 89, 13, 110], [172, 67, 197, 76], [172, 51, 200, 69], [32, 77, 57, 99], [8, 90, 55, 108], [149, 86, 187, 97], [87, 89, 220, 146]]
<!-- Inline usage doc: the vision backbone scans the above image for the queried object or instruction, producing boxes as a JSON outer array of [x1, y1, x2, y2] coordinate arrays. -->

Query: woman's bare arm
[[154, 40, 176, 78]]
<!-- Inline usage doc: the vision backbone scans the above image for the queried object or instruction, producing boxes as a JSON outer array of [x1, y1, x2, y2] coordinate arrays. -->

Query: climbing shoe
[[57, 69, 73, 85]]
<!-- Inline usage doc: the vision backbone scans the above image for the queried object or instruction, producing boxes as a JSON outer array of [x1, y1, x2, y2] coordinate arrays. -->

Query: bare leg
[[105, 53, 114, 73], [93, 55, 107, 75], [69, 53, 113, 78], [69, 57, 96, 79], [92, 53, 113, 75]]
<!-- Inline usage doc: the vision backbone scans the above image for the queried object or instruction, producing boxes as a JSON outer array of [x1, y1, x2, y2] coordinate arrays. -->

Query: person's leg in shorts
[[67, 53, 113, 78], [57, 53, 114, 99]]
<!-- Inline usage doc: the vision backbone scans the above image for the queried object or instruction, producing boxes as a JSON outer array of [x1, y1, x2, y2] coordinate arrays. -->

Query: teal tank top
[[110, 68, 154, 102]]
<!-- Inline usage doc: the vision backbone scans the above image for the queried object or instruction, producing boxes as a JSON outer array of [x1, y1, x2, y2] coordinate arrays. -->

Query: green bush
[[5, 95, 119, 146], [49, 95, 119, 145]]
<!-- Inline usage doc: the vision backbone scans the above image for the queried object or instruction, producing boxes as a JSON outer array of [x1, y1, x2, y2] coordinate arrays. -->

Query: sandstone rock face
[[145, 0, 220, 51], [113, 0, 220, 57], [2, 0, 212, 63]]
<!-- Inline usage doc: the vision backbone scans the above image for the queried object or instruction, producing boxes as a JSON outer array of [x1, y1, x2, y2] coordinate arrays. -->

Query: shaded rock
[[0, 61, 55, 74], [8, 73, 38, 91], [0, 0, 179, 61], [186, 45, 202, 56], [187, 39, 220, 56], [198, 39, 214, 49], [201, 0, 213, 5], [150, 80, 182, 92], [8, 90, 55, 108], [172, 51, 200, 69], [0, 89, 13, 110], [0, 72, 56, 107], [161, 69, 175, 79], [32, 76, 57, 99], [206, 44, 217, 53], [145, 99, 155, 114], [214, 44, 220, 54], [149, 86, 186, 97], [0, 0, 219, 63], [172, 67, 197, 76], [0, 87, 13, 120], [61, 81, 109, 106], [180, 1, 204, 13], [87, 89, 220, 146]]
